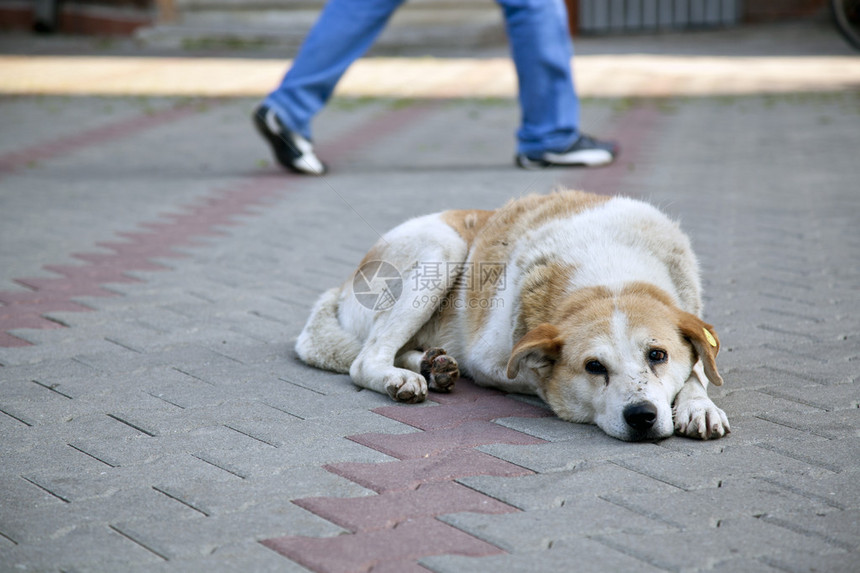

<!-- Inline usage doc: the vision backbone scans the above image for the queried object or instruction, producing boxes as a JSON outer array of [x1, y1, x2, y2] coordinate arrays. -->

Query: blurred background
[[0, 0, 850, 56]]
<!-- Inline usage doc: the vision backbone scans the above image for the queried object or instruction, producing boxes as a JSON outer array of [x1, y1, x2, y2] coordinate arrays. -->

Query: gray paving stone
[[0, 335, 134, 366], [72, 343, 250, 377], [458, 462, 679, 510], [260, 384, 403, 420], [121, 541, 314, 573], [688, 557, 786, 573], [758, 382, 860, 412], [191, 433, 394, 478], [110, 500, 344, 561], [152, 467, 373, 518], [477, 433, 667, 473], [493, 415, 601, 442], [763, 509, 860, 552], [421, 536, 666, 573], [757, 439, 860, 473], [592, 517, 841, 573], [222, 408, 417, 448], [0, 475, 64, 514], [0, 522, 166, 572], [711, 388, 826, 418], [0, 485, 201, 545], [758, 469, 860, 511], [760, 549, 857, 573], [601, 477, 839, 531], [439, 498, 673, 552], [656, 416, 828, 458], [614, 445, 831, 491], [757, 408, 860, 440]]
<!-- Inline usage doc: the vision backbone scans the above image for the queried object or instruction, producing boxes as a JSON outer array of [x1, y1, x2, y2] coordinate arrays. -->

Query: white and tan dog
[[296, 190, 729, 441]]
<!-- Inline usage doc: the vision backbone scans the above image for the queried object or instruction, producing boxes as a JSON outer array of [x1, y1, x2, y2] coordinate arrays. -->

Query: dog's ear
[[676, 311, 723, 386], [506, 323, 563, 379]]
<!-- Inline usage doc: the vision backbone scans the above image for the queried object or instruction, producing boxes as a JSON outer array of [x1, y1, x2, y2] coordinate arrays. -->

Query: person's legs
[[264, 0, 405, 139], [498, 0, 616, 167], [498, 0, 578, 154]]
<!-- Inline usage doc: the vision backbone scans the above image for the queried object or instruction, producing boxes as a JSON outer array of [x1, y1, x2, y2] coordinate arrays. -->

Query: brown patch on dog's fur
[[517, 260, 575, 340], [506, 323, 563, 379], [465, 191, 611, 345], [440, 209, 494, 246], [355, 242, 389, 277]]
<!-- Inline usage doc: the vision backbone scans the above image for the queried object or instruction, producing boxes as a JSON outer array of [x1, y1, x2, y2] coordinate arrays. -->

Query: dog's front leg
[[673, 362, 730, 439]]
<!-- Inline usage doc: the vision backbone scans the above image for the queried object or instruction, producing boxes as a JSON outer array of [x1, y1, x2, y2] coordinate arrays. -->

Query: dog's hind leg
[[343, 214, 468, 402]]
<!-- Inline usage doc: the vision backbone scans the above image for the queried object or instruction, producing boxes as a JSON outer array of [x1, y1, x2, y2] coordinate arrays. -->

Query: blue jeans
[[264, 0, 580, 155]]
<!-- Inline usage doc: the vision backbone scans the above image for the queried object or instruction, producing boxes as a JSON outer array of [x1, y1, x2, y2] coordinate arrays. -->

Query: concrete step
[[136, 2, 508, 54]]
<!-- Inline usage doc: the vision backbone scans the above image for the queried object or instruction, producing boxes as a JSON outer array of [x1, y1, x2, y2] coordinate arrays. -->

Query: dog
[[296, 190, 729, 441]]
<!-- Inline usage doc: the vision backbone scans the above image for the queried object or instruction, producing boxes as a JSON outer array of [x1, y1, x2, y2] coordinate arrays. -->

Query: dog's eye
[[648, 349, 668, 363], [585, 360, 607, 375]]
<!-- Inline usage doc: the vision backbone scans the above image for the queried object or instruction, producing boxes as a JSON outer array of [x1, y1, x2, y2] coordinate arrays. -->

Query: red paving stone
[[293, 481, 518, 533], [41, 263, 144, 284], [428, 380, 506, 404], [262, 517, 505, 573], [14, 276, 131, 296], [348, 419, 545, 460], [326, 448, 534, 494], [0, 104, 202, 179], [71, 252, 173, 270]]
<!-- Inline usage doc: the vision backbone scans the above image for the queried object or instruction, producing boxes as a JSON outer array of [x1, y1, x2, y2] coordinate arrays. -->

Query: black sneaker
[[253, 105, 327, 175], [515, 134, 619, 169]]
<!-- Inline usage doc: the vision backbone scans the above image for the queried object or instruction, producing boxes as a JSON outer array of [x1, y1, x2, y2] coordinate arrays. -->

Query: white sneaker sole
[[542, 148, 614, 167]]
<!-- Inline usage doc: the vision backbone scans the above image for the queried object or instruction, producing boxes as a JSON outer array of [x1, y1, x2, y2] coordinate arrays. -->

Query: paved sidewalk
[[1, 20, 859, 573]]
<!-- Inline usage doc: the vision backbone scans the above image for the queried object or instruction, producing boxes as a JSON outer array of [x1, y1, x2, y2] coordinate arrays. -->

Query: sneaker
[[253, 105, 327, 175], [515, 134, 619, 169]]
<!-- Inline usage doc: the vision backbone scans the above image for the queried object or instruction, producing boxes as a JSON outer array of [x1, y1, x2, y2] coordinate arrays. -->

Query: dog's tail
[[295, 287, 361, 373]]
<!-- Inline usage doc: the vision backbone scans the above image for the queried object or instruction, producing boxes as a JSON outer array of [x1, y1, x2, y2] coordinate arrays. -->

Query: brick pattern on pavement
[[262, 379, 551, 572], [0, 103, 201, 179], [0, 99, 441, 348], [0, 174, 286, 347]]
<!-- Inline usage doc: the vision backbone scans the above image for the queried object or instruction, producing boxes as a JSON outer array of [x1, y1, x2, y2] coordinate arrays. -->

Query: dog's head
[[506, 284, 722, 441]]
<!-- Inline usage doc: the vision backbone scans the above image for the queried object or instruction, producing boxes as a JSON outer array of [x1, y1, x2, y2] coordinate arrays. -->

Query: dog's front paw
[[384, 370, 428, 404], [674, 397, 730, 440], [420, 348, 459, 393]]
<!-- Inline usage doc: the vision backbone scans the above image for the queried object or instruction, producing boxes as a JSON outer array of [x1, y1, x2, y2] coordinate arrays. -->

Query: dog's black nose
[[624, 402, 658, 431]]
